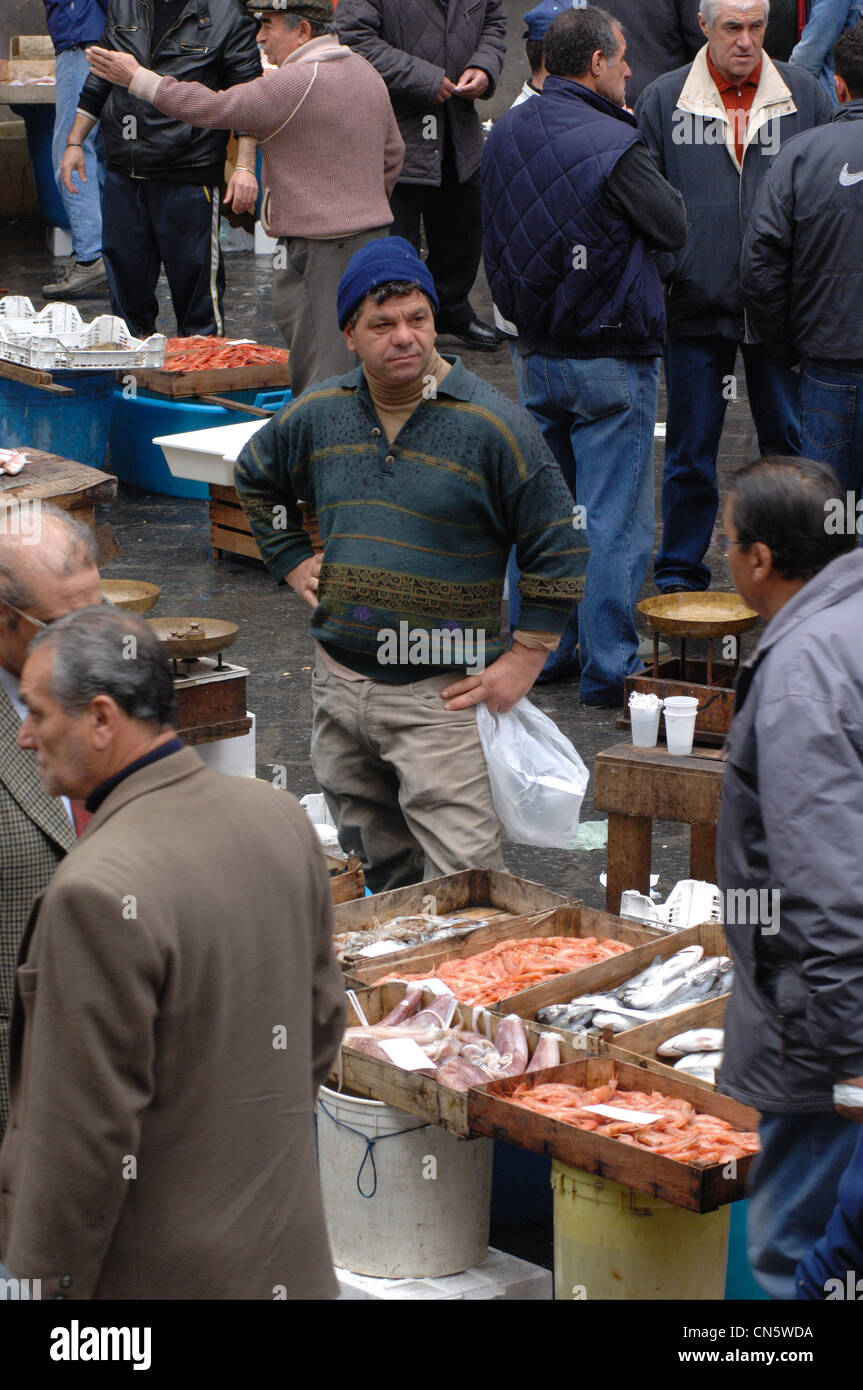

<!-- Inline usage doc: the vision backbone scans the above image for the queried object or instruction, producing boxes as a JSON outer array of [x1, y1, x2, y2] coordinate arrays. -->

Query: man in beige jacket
[[635, 0, 831, 596], [0, 608, 344, 1300], [88, 0, 405, 396]]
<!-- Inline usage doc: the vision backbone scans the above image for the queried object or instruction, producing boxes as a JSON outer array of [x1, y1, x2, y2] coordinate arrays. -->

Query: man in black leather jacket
[[61, 0, 262, 337]]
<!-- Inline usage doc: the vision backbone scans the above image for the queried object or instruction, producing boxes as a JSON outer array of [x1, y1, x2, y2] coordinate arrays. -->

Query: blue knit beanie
[[337, 237, 439, 328]]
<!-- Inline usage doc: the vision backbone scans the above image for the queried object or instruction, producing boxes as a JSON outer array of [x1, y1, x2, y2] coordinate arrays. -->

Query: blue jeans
[[52, 47, 104, 262], [655, 335, 801, 592], [747, 1111, 858, 1300], [512, 351, 659, 705], [790, 0, 863, 102], [506, 343, 581, 681], [800, 359, 863, 498]]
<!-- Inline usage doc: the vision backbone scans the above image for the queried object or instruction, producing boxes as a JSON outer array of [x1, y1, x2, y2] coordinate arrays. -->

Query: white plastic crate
[[336, 1248, 552, 1300], [0, 297, 166, 370], [619, 878, 723, 932]]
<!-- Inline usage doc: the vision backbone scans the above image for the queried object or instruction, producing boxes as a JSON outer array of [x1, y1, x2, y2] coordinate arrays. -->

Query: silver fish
[[657, 1028, 725, 1058], [673, 1051, 723, 1078]]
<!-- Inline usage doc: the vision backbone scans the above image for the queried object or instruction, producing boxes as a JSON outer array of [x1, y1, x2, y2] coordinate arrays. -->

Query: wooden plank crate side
[[467, 1056, 759, 1211]]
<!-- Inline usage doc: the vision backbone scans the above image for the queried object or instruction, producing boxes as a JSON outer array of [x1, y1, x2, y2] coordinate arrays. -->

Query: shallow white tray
[[154, 418, 268, 486]]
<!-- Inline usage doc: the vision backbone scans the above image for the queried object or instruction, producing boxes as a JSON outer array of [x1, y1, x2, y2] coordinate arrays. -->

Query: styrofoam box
[[336, 1249, 552, 1301], [155, 418, 268, 487]]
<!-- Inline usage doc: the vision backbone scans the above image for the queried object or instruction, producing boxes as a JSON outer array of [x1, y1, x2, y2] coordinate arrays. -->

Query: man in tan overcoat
[[0, 607, 344, 1300]]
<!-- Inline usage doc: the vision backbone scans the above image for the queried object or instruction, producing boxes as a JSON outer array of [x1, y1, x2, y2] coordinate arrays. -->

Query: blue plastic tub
[[10, 102, 70, 230], [0, 370, 114, 469], [108, 386, 291, 499]]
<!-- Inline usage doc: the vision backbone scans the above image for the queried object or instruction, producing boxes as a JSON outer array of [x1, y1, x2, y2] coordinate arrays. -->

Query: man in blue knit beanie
[[235, 241, 582, 891]]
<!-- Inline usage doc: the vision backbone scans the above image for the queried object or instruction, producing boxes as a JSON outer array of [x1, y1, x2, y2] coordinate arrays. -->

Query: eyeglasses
[[719, 534, 744, 559], [0, 593, 116, 632]]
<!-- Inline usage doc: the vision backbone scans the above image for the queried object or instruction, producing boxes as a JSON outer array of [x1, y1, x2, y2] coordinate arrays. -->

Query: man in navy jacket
[[41, 0, 109, 300], [482, 6, 686, 707], [636, 0, 831, 596]]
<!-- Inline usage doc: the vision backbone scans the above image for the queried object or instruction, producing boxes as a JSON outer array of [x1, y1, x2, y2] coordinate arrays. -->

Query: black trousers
[[102, 170, 226, 338], [389, 146, 482, 330]]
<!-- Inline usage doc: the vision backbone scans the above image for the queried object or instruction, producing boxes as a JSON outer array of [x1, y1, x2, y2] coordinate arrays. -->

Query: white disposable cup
[[664, 707, 698, 755], [663, 696, 699, 713], [630, 704, 662, 748]]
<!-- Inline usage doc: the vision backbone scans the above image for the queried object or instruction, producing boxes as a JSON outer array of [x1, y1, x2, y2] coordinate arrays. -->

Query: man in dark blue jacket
[[636, 0, 832, 596], [482, 6, 687, 707], [41, 0, 109, 300], [743, 20, 863, 498]]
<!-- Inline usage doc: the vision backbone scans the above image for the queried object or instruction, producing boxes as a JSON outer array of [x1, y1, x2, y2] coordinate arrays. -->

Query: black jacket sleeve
[[678, 0, 706, 61], [740, 156, 797, 363], [604, 142, 688, 252]]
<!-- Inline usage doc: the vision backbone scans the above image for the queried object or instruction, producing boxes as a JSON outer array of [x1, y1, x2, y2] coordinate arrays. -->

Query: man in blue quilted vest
[[482, 6, 687, 707]]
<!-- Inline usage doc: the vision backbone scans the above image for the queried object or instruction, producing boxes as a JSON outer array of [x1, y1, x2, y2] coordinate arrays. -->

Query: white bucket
[[317, 1084, 493, 1278]]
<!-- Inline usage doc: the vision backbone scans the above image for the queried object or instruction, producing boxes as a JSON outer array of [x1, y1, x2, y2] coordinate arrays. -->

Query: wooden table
[[0, 449, 117, 530], [593, 741, 727, 913]]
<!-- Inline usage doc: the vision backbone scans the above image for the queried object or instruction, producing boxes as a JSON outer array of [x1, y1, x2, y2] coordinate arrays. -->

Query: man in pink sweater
[[88, 0, 404, 396]]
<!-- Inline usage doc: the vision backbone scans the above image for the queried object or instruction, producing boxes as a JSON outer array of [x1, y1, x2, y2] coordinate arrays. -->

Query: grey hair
[[344, 279, 433, 330], [0, 503, 97, 611], [30, 607, 177, 727], [699, 0, 769, 27]]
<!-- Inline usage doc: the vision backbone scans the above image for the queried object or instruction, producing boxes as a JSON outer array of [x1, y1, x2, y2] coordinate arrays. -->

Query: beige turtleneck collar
[[364, 349, 452, 443]]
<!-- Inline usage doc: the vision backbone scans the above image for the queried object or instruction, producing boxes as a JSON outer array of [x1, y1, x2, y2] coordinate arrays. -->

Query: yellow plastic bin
[[552, 1162, 730, 1300]]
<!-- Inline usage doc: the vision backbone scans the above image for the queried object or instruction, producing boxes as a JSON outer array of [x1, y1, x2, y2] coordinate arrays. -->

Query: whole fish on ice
[[657, 1028, 724, 1058]]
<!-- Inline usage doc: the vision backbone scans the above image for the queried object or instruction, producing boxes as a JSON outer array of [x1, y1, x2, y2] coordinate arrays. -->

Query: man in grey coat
[[337, 0, 506, 350], [717, 455, 863, 1299]]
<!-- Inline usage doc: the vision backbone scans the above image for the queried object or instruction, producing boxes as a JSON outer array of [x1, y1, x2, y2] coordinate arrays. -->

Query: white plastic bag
[[476, 697, 589, 848]]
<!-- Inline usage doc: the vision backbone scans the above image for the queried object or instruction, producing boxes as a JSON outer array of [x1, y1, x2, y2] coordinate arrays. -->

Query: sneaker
[[42, 258, 109, 299], [637, 635, 671, 662]]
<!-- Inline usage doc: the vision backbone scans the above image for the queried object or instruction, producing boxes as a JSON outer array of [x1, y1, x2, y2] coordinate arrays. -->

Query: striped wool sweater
[[234, 357, 583, 682], [129, 37, 404, 238]]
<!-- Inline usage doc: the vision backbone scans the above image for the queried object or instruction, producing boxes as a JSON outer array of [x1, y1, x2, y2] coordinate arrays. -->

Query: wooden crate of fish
[[602, 996, 727, 1091], [330, 982, 587, 1137], [467, 1056, 759, 1212], [335, 868, 570, 981], [498, 922, 730, 1042]]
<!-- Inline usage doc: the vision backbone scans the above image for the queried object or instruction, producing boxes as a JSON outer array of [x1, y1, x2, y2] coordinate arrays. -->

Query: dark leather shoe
[[437, 317, 502, 351]]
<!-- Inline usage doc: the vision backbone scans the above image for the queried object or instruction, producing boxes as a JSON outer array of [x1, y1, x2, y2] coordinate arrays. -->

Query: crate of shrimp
[[491, 921, 732, 1056], [331, 980, 590, 1137], [337, 871, 664, 988], [336, 868, 567, 982], [467, 1055, 759, 1211]]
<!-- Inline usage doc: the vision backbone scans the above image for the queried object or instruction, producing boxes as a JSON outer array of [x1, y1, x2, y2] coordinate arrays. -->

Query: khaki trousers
[[272, 226, 388, 398], [310, 663, 505, 894]]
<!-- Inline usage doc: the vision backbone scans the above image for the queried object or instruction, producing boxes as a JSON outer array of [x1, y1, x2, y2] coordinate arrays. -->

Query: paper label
[[356, 939, 410, 958], [583, 1103, 662, 1125], [379, 1038, 433, 1071]]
